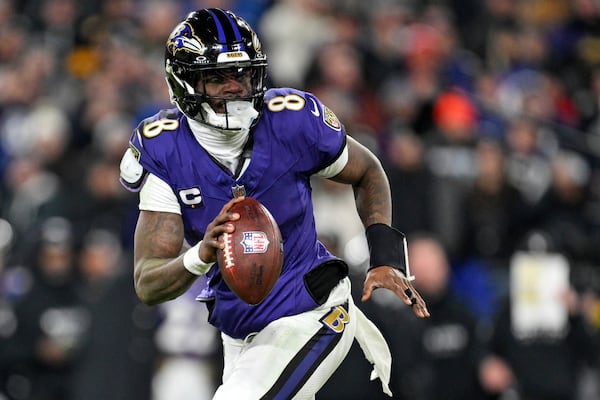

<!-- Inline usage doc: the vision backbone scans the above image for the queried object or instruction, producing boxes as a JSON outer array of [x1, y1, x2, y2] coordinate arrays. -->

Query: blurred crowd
[[1, 0, 600, 399]]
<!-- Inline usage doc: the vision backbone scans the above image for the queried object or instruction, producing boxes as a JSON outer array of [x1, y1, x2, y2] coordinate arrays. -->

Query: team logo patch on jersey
[[231, 184, 246, 198], [323, 106, 341, 131], [320, 304, 350, 333], [240, 231, 270, 254]]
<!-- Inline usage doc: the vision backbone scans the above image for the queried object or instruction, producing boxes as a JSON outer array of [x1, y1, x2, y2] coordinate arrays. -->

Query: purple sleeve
[[263, 88, 346, 174], [128, 109, 183, 184]]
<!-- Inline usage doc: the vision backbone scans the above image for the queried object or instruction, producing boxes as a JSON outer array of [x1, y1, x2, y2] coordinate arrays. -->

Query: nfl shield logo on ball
[[241, 231, 270, 254]]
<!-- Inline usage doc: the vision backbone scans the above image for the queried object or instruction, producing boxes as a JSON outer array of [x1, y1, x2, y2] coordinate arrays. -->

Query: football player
[[119, 8, 429, 399]]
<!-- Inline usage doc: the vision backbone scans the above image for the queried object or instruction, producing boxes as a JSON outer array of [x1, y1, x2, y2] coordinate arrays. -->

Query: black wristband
[[365, 223, 407, 275]]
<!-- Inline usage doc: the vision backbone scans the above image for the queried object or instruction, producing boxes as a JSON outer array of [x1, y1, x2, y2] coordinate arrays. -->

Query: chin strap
[[200, 101, 258, 131]]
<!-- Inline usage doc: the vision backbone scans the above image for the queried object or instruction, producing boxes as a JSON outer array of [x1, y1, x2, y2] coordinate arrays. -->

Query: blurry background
[[1, 0, 600, 399]]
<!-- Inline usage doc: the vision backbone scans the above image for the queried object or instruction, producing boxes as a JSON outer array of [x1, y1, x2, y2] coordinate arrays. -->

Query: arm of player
[[133, 210, 196, 305], [329, 136, 430, 318], [133, 198, 244, 305]]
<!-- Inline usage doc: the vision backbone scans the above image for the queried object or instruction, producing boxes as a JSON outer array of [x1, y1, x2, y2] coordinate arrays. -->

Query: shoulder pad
[[119, 147, 147, 192]]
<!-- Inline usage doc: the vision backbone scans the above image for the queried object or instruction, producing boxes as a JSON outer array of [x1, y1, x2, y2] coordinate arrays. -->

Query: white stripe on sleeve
[[316, 144, 349, 178], [139, 173, 182, 215]]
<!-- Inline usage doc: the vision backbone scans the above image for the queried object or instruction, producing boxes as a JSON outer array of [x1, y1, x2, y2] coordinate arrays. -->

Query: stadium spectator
[[8, 218, 85, 400], [480, 254, 600, 399], [71, 229, 156, 400], [382, 130, 434, 236], [381, 233, 488, 400]]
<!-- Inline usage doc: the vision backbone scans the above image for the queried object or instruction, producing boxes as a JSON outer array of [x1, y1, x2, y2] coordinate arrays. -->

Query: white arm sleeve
[[139, 173, 182, 215], [316, 144, 349, 178]]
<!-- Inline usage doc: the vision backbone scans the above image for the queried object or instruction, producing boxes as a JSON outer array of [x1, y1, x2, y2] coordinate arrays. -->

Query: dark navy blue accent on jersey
[[130, 88, 346, 339]]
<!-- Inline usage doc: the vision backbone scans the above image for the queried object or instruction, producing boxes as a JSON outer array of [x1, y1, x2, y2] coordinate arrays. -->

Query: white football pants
[[213, 277, 356, 400]]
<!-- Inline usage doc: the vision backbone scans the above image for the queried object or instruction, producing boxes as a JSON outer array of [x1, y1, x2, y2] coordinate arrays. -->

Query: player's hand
[[362, 266, 430, 318], [199, 197, 245, 263]]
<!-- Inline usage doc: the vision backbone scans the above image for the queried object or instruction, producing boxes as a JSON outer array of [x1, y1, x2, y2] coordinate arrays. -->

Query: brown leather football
[[217, 197, 283, 305]]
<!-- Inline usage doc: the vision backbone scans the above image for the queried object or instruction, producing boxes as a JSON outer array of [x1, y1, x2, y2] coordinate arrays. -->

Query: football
[[217, 197, 283, 305]]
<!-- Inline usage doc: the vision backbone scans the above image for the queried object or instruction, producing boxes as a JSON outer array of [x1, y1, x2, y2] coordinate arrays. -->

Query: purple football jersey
[[129, 88, 347, 338]]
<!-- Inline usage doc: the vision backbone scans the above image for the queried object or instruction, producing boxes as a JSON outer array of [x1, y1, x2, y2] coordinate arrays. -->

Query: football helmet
[[165, 8, 268, 131]]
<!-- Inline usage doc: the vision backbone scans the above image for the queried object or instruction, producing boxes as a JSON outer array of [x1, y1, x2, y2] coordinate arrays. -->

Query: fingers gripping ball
[[217, 197, 283, 305]]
